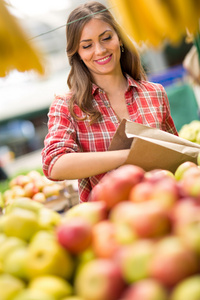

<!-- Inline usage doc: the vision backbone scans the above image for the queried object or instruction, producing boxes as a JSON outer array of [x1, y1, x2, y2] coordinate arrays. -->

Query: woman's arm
[[50, 149, 129, 180]]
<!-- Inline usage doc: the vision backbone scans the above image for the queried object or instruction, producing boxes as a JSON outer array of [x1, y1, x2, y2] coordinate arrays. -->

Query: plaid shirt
[[42, 74, 178, 202]]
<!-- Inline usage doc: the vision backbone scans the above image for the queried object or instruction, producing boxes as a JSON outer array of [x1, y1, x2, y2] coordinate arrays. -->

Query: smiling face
[[78, 18, 122, 82]]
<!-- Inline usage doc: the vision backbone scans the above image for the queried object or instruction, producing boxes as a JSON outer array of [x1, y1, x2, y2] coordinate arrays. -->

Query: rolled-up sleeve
[[41, 95, 79, 179], [161, 86, 179, 136]]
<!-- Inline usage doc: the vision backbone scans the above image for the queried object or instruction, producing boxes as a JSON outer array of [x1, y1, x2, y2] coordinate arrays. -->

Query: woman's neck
[[93, 71, 127, 96]]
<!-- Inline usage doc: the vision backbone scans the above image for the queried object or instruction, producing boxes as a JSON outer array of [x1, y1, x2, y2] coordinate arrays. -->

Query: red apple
[[74, 259, 125, 300], [56, 217, 93, 254], [64, 201, 108, 226], [92, 220, 121, 259], [120, 279, 168, 300], [149, 236, 199, 287], [89, 164, 145, 209], [130, 176, 179, 210], [111, 201, 171, 238]]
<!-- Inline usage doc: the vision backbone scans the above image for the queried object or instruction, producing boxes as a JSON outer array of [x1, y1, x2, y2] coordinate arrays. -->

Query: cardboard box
[[109, 119, 200, 173]]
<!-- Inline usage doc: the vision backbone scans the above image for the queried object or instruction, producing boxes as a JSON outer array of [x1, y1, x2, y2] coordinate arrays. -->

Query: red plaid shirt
[[42, 74, 178, 202]]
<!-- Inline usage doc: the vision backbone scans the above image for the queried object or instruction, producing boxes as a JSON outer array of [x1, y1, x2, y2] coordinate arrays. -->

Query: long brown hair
[[66, 1, 146, 123]]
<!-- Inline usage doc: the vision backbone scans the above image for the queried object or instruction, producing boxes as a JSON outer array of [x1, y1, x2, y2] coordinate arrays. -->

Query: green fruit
[[0, 236, 26, 262], [171, 275, 200, 300], [3, 208, 39, 241], [29, 275, 73, 300], [0, 273, 25, 300], [38, 208, 61, 230], [3, 246, 29, 280], [12, 288, 56, 300], [5, 197, 43, 214], [26, 234, 74, 280]]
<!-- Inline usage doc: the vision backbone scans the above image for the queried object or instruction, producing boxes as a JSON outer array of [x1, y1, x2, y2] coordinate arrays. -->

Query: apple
[[149, 236, 199, 287], [120, 279, 168, 300], [0, 273, 25, 300], [89, 164, 145, 209], [0, 236, 27, 263], [5, 197, 43, 214], [27, 170, 42, 181], [74, 259, 125, 300], [38, 207, 61, 230], [114, 239, 154, 284], [110, 201, 171, 238], [61, 297, 84, 300], [3, 245, 28, 280], [174, 161, 198, 181], [170, 275, 200, 300], [130, 175, 179, 209], [11, 185, 26, 198], [114, 222, 137, 245], [12, 288, 55, 300], [26, 231, 74, 280], [29, 275, 73, 300], [3, 189, 15, 206], [91, 220, 121, 259], [64, 201, 108, 226], [3, 207, 40, 241], [179, 166, 200, 198], [171, 197, 200, 226], [10, 174, 32, 188], [42, 184, 62, 198], [32, 192, 46, 203], [129, 181, 154, 203], [23, 182, 39, 198], [56, 217, 93, 254]]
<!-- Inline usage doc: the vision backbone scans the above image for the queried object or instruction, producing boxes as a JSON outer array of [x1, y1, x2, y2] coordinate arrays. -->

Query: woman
[[42, 1, 178, 202]]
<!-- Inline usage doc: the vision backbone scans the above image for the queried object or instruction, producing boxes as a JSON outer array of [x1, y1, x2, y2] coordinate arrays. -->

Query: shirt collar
[[91, 73, 139, 95]]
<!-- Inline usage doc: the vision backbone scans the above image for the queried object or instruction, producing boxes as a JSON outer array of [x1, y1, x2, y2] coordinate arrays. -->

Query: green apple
[[64, 201, 107, 226], [26, 232, 74, 280], [29, 275, 73, 300], [37, 207, 61, 230], [12, 288, 56, 300], [0, 236, 27, 262], [3, 208, 40, 242], [0, 233, 7, 245], [61, 297, 84, 300], [3, 245, 29, 280], [171, 275, 200, 300], [5, 197, 43, 214], [174, 161, 197, 181], [115, 239, 154, 284], [0, 273, 25, 300]]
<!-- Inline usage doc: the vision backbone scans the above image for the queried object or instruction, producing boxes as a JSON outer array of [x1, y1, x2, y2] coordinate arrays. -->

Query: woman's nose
[[95, 42, 106, 54]]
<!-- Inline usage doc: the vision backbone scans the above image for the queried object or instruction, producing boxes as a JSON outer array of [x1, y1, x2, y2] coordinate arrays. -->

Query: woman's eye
[[82, 44, 91, 49], [103, 35, 112, 41]]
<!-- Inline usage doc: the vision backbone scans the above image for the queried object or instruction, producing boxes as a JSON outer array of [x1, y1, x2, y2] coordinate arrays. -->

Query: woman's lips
[[95, 54, 112, 65]]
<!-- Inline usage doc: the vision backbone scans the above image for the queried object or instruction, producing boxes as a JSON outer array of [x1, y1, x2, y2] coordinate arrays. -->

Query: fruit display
[[0, 170, 79, 213], [179, 120, 200, 144], [1, 159, 200, 299]]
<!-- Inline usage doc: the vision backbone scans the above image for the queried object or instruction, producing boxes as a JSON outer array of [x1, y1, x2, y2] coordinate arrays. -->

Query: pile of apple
[[1, 160, 200, 299], [1, 170, 64, 208], [179, 120, 200, 144]]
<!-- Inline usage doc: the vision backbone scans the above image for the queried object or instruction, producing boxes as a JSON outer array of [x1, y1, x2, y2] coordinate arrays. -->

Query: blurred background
[[0, 0, 199, 179]]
